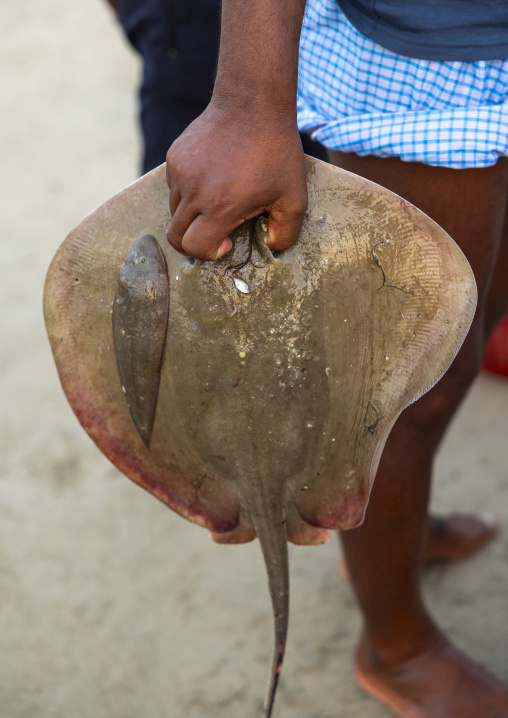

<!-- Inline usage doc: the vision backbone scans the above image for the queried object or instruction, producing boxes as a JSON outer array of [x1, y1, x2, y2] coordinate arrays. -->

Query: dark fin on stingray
[[112, 234, 169, 448], [241, 483, 289, 718]]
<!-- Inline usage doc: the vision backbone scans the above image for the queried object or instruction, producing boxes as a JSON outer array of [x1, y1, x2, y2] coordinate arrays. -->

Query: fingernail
[[214, 238, 232, 260]]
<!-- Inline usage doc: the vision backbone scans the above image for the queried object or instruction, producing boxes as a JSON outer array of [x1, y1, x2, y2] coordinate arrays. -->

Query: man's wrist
[[210, 87, 298, 122]]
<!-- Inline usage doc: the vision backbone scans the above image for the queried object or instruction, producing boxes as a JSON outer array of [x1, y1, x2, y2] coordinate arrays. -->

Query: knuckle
[[205, 200, 232, 221], [165, 144, 178, 171], [183, 178, 201, 203], [271, 189, 308, 227], [286, 192, 308, 219], [181, 237, 214, 261], [166, 161, 179, 192], [166, 135, 182, 163], [204, 186, 235, 218]]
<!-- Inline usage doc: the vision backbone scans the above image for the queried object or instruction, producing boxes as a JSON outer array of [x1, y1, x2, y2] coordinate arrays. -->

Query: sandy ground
[[1, 2, 508, 717]]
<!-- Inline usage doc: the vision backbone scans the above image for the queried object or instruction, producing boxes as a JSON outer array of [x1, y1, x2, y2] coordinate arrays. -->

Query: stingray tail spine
[[242, 482, 289, 718]]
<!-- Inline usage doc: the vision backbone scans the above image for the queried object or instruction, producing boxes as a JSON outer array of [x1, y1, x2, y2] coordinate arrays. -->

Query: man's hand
[[165, 0, 308, 261], [166, 99, 308, 261]]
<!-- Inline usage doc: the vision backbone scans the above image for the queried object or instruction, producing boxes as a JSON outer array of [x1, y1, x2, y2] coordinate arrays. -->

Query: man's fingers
[[168, 193, 306, 257], [267, 200, 307, 252], [180, 214, 234, 260], [166, 201, 199, 253], [168, 203, 235, 259]]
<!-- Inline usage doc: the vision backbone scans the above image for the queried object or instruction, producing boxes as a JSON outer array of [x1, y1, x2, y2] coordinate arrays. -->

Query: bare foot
[[339, 512, 498, 578], [424, 512, 498, 562], [355, 632, 508, 718]]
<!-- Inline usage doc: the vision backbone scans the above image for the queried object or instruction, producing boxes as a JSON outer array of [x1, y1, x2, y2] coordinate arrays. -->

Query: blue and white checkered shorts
[[297, 0, 508, 168]]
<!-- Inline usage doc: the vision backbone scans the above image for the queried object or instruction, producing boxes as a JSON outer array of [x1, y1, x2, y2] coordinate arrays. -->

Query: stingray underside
[[44, 158, 476, 546]]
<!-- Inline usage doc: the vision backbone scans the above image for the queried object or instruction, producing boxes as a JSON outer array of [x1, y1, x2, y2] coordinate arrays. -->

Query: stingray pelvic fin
[[112, 233, 169, 447]]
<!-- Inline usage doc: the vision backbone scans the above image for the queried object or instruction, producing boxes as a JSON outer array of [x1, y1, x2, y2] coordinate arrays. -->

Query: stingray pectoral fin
[[112, 233, 169, 448], [293, 412, 398, 532]]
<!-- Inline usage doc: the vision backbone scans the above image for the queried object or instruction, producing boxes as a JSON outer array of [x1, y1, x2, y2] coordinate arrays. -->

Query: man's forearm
[[214, 0, 307, 114]]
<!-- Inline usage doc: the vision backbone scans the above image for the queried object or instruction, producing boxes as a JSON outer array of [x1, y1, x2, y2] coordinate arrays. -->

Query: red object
[[483, 314, 508, 378]]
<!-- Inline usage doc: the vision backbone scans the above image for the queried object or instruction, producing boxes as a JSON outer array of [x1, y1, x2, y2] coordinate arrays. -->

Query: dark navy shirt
[[336, 0, 508, 60]]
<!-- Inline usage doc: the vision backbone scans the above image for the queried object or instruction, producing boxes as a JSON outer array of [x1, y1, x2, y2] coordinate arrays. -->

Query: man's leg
[[328, 151, 508, 718], [484, 216, 508, 340]]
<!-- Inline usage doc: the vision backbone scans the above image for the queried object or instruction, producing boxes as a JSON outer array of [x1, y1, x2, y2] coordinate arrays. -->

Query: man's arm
[[166, 0, 308, 260]]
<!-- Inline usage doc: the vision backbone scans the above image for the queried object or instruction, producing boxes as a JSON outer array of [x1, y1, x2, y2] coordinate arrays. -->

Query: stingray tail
[[243, 483, 289, 718]]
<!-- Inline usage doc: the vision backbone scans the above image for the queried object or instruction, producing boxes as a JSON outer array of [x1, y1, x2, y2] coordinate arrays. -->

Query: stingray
[[43, 156, 476, 717]]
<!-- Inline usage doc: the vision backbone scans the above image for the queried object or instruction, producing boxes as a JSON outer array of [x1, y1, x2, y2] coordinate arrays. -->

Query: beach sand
[[1, 1, 507, 716]]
